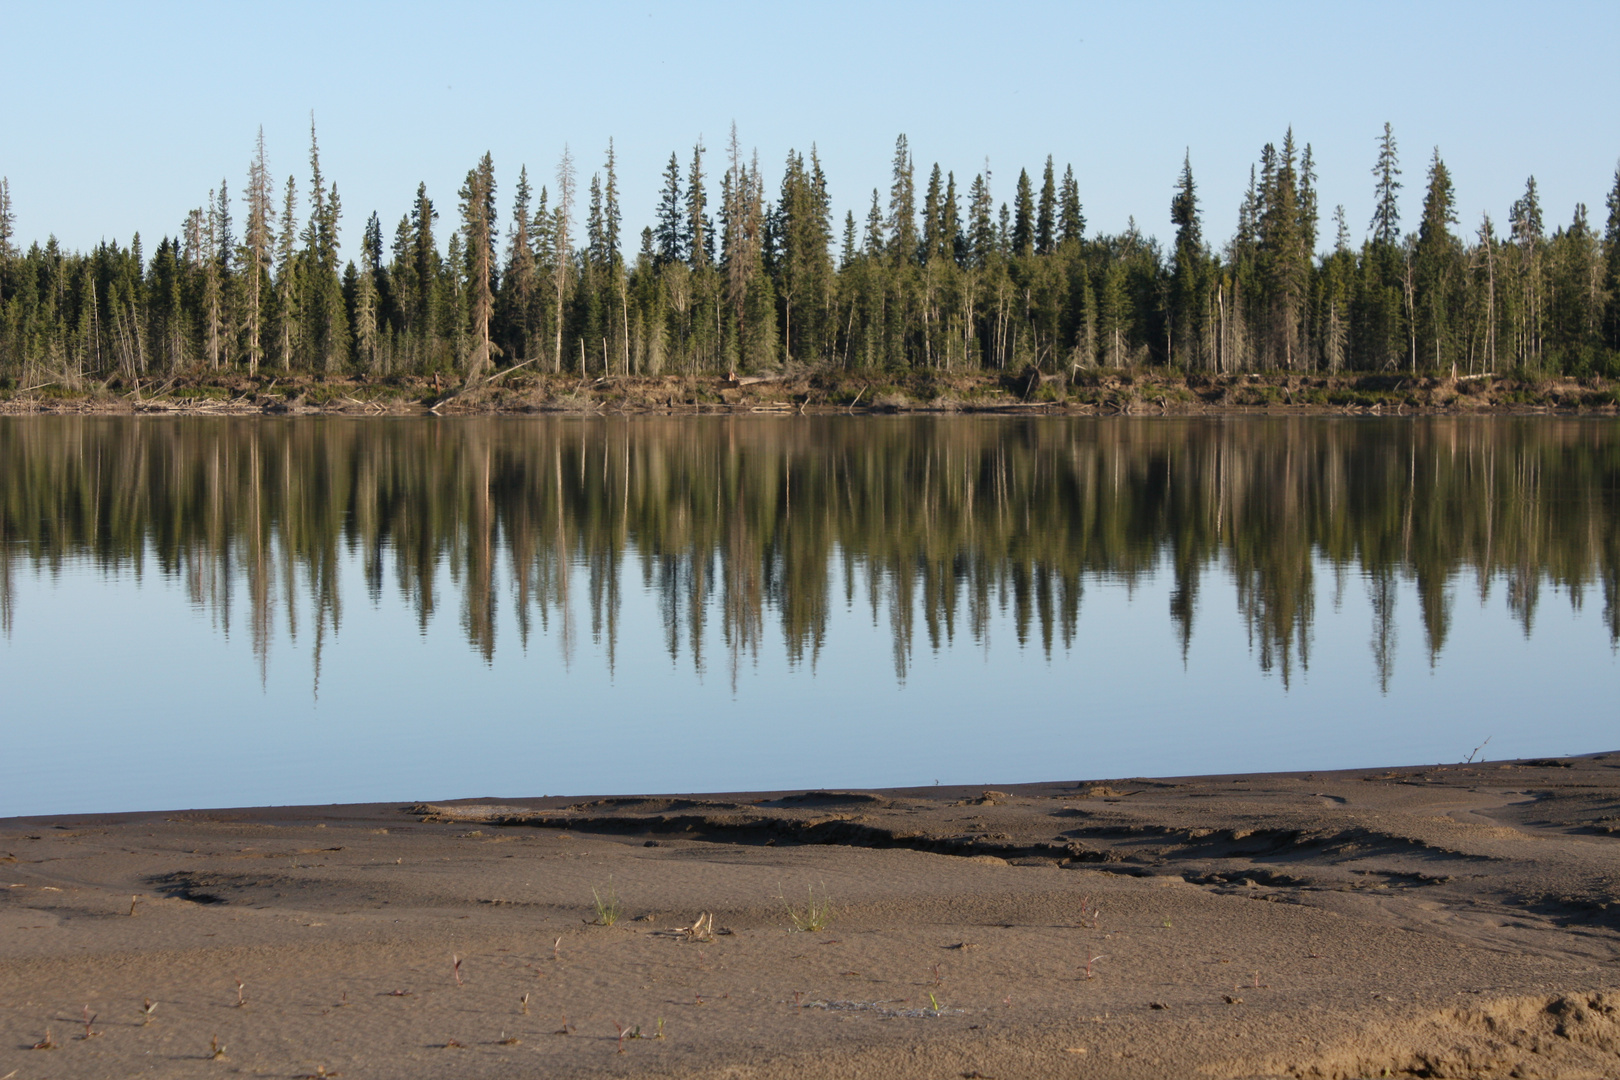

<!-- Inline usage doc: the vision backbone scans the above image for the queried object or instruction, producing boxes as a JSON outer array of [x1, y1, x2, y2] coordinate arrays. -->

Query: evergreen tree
[[942, 171, 962, 262], [1414, 147, 1460, 371], [498, 165, 537, 363], [1058, 164, 1085, 245], [1510, 176, 1545, 367], [1011, 169, 1035, 256], [241, 129, 275, 374], [1370, 122, 1402, 246], [654, 152, 686, 266], [1258, 132, 1307, 368], [411, 182, 440, 365], [967, 171, 995, 269], [603, 140, 622, 266], [352, 213, 381, 371], [887, 134, 917, 265], [275, 175, 299, 368], [864, 189, 885, 255], [1169, 151, 1207, 368], [552, 145, 575, 371], [1035, 156, 1057, 255], [921, 163, 945, 262], [459, 151, 497, 379], [0, 176, 13, 268], [686, 141, 713, 270], [300, 118, 347, 373], [1603, 165, 1620, 354]]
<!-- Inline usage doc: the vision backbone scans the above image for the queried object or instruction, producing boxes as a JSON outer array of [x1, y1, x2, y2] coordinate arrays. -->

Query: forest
[[1, 122, 1619, 389]]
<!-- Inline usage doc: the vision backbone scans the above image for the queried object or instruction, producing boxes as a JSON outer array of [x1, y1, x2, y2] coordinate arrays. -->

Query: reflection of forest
[[1, 417, 1616, 686]]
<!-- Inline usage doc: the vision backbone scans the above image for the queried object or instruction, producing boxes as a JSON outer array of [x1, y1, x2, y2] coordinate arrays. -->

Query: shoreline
[[3, 368, 1618, 418], [4, 754, 1618, 1078]]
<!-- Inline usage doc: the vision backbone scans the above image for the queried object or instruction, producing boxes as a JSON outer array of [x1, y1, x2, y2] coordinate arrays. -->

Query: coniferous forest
[[2, 121, 1619, 391]]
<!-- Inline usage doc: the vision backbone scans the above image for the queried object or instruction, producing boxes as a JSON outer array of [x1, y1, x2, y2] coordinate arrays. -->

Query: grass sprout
[[592, 880, 623, 926], [787, 884, 833, 932]]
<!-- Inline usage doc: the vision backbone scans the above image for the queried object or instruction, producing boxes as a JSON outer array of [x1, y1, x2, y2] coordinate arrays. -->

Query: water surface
[[1, 415, 1614, 817]]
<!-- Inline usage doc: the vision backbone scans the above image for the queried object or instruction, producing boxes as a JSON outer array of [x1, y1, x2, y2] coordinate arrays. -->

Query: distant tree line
[[3, 120, 1619, 387]]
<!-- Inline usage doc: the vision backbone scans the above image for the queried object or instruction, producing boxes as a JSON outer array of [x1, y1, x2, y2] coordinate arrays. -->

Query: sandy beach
[[3, 755, 1618, 1079]]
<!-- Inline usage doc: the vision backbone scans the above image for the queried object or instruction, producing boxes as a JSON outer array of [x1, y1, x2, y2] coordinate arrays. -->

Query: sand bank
[[3, 755, 1619, 1078]]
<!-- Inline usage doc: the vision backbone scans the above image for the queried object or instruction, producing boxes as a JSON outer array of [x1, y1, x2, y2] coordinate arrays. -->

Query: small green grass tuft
[[787, 884, 833, 932], [592, 879, 623, 926]]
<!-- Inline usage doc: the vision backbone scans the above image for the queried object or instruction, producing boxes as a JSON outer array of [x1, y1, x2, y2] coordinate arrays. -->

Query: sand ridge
[[2, 755, 1618, 1078]]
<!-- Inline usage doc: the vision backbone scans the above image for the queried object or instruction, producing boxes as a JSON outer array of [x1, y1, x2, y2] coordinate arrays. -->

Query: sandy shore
[[3, 756, 1618, 1079]]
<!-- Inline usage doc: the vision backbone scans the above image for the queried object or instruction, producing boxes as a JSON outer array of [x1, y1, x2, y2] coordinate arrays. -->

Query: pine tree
[[353, 213, 381, 372], [300, 117, 347, 372], [967, 171, 995, 269], [275, 175, 299, 368], [1510, 176, 1545, 366], [1603, 164, 1620, 354], [1370, 122, 1402, 246], [887, 134, 917, 265], [0, 176, 13, 268], [459, 151, 497, 379], [1415, 147, 1460, 372], [654, 152, 686, 266], [943, 171, 962, 263], [1035, 156, 1057, 255], [1058, 165, 1084, 246], [498, 165, 536, 363], [242, 129, 275, 375], [1169, 151, 1207, 368], [552, 145, 575, 371], [864, 189, 886, 255], [921, 163, 945, 262], [1258, 133, 1306, 368], [1011, 169, 1035, 256], [685, 140, 712, 270], [410, 182, 440, 364]]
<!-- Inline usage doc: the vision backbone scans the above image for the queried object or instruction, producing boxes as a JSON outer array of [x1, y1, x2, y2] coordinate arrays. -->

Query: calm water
[[1, 415, 1615, 817]]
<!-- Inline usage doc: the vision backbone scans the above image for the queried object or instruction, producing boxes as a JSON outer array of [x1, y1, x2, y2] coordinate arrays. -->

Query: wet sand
[[3, 755, 1619, 1079]]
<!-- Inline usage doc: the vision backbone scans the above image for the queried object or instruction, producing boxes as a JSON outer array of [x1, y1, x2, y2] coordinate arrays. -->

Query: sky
[[3, 1, 1618, 264]]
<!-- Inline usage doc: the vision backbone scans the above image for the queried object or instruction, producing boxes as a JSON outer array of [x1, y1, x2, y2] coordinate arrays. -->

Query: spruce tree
[[1413, 148, 1460, 372], [298, 118, 348, 373], [1011, 169, 1035, 256], [1510, 176, 1545, 366], [1169, 151, 1206, 368], [275, 175, 299, 368], [864, 189, 886, 255], [459, 152, 497, 379], [353, 215, 381, 372], [552, 145, 575, 371], [921, 163, 945, 262], [241, 129, 275, 375], [887, 134, 917, 265], [1370, 122, 1402, 246], [1603, 165, 1620, 354], [1058, 165, 1085, 246], [686, 140, 712, 270], [1035, 156, 1056, 255], [0, 176, 13, 267], [654, 152, 686, 266], [967, 171, 995, 270]]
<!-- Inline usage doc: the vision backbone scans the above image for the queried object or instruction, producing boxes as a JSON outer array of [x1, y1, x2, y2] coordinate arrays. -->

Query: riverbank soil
[[3, 367, 1618, 416], [3, 755, 1618, 1079]]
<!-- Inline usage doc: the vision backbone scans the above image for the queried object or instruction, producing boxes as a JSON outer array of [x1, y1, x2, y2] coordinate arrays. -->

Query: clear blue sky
[[4, 1, 1617, 262]]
